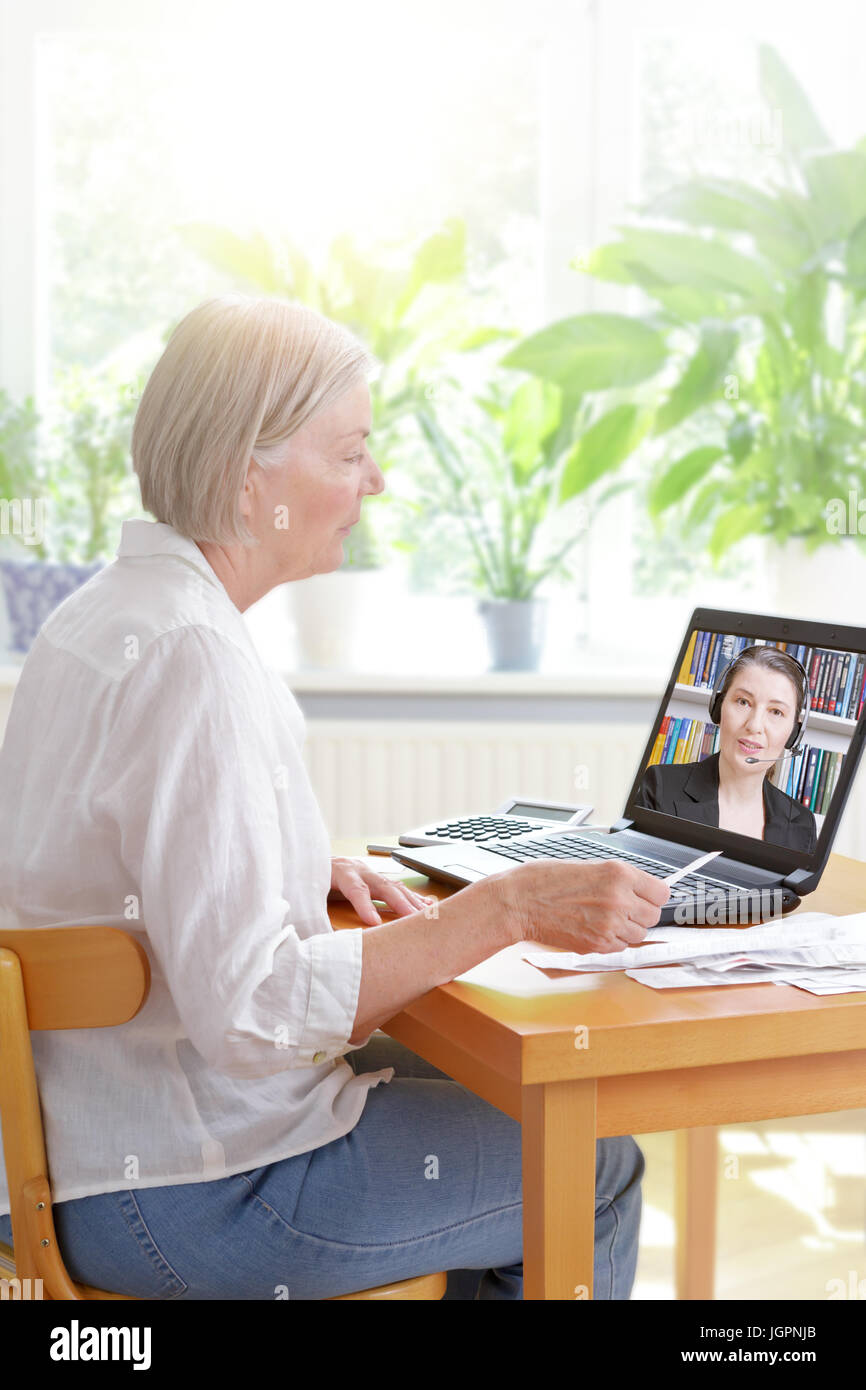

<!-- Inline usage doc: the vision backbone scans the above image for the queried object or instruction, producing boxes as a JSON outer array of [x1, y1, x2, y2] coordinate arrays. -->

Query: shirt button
[[312, 1051, 326, 1063]]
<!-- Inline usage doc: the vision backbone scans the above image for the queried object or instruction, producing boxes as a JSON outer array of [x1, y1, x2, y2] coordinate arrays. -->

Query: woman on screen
[[634, 645, 818, 855]]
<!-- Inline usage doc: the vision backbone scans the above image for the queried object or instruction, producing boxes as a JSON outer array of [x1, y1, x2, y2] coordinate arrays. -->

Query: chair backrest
[[0, 927, 150, 1294]]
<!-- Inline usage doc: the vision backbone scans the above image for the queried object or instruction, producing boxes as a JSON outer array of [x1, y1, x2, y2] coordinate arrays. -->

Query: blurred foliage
[[45, 367, 140, 563], [415, 372, 599, 599], [0, 372, 139, 564], [180, 217, 519, 570], [0, 390, 40, 508], [571, 43, 866, 561]]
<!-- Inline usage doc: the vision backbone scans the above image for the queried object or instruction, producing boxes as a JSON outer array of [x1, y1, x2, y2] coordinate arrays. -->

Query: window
[[3, 0, 864, 672]]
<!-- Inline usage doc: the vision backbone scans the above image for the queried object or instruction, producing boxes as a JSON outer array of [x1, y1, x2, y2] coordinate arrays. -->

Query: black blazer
[[634, 751, 818, 856]]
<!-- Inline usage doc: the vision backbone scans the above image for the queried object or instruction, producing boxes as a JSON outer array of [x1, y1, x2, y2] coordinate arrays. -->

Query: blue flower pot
[[0, 558, 103, 655]]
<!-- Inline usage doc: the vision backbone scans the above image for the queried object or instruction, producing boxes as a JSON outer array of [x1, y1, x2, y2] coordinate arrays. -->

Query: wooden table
[[328, 841, 866, 1300]]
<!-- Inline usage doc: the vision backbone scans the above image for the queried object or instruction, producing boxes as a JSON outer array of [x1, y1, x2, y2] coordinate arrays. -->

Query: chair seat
[[0, 1239, 445, 1300]]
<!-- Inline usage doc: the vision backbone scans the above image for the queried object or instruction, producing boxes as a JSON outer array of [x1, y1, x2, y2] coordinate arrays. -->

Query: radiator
[[303, 718, 866, 867], [306, 719, 656, 836]]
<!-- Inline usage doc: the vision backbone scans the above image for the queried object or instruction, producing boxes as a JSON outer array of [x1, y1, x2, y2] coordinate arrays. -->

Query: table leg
[[674, 1127, 718, 1300], [522, 1077, 597, 1300]]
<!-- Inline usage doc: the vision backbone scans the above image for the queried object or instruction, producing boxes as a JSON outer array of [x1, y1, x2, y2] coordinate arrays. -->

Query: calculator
[[397, 796, 595, 847]]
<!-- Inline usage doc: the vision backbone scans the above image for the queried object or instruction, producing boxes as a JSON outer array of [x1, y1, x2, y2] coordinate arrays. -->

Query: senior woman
[[635, 645, 817, 855], [0, 296, 668, 1300]]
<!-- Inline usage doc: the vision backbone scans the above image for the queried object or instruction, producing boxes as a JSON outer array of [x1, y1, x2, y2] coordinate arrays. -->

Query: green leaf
[[601, 227, 778, 302], [727, 416, 755, 463], [708, 503, 766, 561], [642, 178, 812, 271], [687, 479, 723, 527], [396, 218, 466, 318], [653, 324, 738, 436], [580, 242, 736, 317], [595, 478, 634, 508], [502, 314, 667, 393], [648, 446, 725, 515], [641, 284, 734, 322], [847, 215, 866, 287], [502, 378, 561, 483], [576, 242, 667, 290], [176, 223, 286, 293], [784, 269, 825, 350], [544, 385, 585, 467], [755, 314, 796, 396], [758, 43, 831, 164], [456, 325, 522, 350], [559, 405, 650, 502], [801, 151, 866, 242]]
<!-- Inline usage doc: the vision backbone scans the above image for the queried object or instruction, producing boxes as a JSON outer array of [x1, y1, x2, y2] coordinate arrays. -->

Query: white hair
[[132, 294, 374, 546]]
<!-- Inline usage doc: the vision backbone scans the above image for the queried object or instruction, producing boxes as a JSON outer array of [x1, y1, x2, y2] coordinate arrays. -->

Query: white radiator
[[305, 719, 667, 837], [303, 718, 866, 867]]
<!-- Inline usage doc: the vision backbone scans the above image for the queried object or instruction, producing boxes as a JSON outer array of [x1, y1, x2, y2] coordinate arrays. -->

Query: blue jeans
[[0, 1033, 644, 1299]]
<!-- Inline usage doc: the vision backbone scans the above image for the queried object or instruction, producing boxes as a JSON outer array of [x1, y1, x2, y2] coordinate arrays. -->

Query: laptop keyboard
[[482, 830, 743, 900]]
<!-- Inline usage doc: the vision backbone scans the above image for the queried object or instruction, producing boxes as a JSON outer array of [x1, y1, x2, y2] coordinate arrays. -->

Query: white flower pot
[[289, 568, 391, 669], [477, 596, 548, 671], [767, 537, 866, 626]]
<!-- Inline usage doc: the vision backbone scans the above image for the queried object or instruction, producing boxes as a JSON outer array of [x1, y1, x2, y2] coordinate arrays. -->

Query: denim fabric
[[0, 1034, 644, 1300]]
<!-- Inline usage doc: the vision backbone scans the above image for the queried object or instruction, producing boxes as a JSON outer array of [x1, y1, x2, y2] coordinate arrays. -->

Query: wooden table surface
[[328, 839, 866, 1298]]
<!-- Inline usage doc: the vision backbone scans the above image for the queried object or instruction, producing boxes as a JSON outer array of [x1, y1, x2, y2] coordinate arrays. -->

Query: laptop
[[391, 608, 866, 926]]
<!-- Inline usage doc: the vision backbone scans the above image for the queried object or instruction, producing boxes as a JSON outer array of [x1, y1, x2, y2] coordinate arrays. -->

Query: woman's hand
[[497, 857, 670, 952], [328, 856, 433, 926]]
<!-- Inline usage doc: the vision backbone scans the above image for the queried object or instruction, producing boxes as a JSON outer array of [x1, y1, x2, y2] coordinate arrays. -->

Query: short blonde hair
[[132, 294, 374, 546]]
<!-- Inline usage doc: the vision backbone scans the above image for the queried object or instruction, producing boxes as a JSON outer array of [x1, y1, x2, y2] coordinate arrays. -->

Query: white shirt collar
[[116, 518, 227, 594]]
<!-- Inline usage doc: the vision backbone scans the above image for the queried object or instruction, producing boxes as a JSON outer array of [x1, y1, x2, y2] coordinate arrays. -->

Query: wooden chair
[[0, 926, 446, 1301]]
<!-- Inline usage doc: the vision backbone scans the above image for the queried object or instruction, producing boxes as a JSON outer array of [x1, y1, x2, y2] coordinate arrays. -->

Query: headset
[[709, 644, 811, 756]]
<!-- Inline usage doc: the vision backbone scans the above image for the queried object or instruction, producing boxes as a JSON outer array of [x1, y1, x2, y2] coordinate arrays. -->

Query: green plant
[[42, 367, 140, 564], [413, 367, 650, 600], [178, 218, 498, 570], [0, 371, 140, 565], [492, 45, 866, 566], [0, 390, 40, 494], [570, 44, 866, 560], [0, 390, 43, 553]]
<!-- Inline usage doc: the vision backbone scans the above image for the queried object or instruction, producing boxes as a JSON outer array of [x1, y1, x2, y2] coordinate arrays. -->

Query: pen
[[366, 844, 403, 855], [663, 849, 722, 886]]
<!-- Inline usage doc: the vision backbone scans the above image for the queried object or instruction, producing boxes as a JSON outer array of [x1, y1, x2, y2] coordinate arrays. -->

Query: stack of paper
[[522, 912, 866, 995]]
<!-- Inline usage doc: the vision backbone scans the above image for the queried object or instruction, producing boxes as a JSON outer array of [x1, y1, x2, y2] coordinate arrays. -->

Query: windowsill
[[269, 665, 667, 696], [0, 657, 667, 698]]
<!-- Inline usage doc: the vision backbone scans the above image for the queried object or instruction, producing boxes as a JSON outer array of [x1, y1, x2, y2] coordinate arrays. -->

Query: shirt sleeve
[[94, 623, 368, 1080]]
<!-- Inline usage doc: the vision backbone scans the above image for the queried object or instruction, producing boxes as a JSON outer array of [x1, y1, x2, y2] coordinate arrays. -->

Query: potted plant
[[539, 43, 866, 622], [0, 369, 139, 657], [414, 356, 657, 669]]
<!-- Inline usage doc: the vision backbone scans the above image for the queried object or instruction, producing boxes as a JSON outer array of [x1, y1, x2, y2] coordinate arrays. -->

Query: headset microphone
[[744, 751, 797, 764]]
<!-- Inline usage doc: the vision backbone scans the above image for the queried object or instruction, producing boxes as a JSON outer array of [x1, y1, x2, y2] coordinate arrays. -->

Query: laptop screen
[[623, 609, 866, 876]]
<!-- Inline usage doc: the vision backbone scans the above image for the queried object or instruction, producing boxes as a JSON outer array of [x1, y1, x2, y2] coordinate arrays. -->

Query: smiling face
[[718, 663, 799, 776], [240, 376, 385, 582]]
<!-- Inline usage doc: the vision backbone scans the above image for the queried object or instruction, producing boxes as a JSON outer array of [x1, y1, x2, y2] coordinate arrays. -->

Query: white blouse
[[0, 518, 394, 1214]]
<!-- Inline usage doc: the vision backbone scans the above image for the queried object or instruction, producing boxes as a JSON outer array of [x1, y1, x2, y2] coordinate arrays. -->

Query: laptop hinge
[[782, 869, 814, 893], [610, 817, 632, 832]]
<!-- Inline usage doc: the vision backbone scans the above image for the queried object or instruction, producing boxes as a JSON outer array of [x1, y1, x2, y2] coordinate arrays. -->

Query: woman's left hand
[[328, 856, 433, 926]]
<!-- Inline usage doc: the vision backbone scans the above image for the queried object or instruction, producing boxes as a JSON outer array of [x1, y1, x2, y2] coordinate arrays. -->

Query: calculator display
[[508, 802, 574, 821]]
